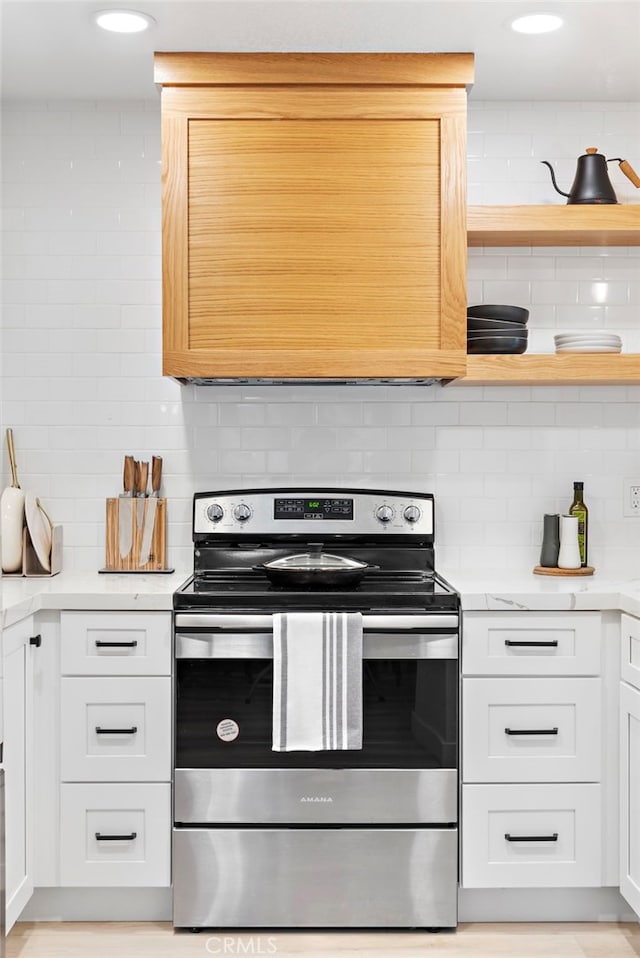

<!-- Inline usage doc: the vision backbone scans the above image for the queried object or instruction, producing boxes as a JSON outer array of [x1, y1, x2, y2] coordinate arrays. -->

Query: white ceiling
[[1, 0, 640, 102]]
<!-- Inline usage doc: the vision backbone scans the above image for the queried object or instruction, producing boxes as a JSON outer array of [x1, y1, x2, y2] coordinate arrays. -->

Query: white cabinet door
[[620, 679, 640, 916], [462, 783, 602, 888], [3, 617, 35, 931], [463, 677, 601, 783], [463, 612, 602, 677], [60, 612, 171, 676], [60, 783, 171, 887], [60, 677, 171, 782], [621, 614, 640, 692]]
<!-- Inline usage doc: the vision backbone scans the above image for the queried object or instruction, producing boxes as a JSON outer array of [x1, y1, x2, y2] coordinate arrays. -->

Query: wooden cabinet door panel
[[188, 119, 441, 352]]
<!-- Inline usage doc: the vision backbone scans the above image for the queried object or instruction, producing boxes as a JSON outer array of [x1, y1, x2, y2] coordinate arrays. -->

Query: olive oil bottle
[[569, 481, 589, 567]]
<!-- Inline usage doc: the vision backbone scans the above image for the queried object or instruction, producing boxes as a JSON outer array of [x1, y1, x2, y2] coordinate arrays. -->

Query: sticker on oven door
[[217, 719, 240, 742]]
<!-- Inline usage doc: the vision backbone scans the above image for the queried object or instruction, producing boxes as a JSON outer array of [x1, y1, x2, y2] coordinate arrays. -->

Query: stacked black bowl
[[467, 304, 529, 354]]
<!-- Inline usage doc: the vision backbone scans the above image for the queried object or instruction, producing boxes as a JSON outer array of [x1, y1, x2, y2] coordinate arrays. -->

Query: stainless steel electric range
[[173, 488, 460, 930]]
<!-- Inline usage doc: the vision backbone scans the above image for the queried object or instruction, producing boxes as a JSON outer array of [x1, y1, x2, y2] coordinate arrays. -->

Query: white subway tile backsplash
[[2, 97, 640, 571]]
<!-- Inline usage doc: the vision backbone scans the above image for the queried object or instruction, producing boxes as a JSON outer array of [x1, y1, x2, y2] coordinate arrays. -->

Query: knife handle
[[138, 461, 149, 496], [151, 456, 163, 495], [123, 455, 135, 495]]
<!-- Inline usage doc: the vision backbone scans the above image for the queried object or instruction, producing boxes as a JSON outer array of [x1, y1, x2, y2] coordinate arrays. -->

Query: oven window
[[175, 658, 457, 770]]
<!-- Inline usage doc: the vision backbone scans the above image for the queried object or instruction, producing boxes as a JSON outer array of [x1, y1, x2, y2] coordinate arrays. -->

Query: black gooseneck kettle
[[542, 147, 640, 204]]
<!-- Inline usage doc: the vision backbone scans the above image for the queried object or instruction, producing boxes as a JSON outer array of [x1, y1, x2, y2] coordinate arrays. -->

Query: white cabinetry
[[620, 613, 640, 916], [58, 612, 171, 888], [3, 616, 37, 931], [462, 611, 604, 889]]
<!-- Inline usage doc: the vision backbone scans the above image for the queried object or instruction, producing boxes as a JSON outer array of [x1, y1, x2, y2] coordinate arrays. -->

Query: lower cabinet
[[60, 783, 171, 886], [58, 612, 172, 888], [3, 616, 36, 931], [461, 611, 605, 890], [463, 783, 602, 888], [620, 613, 640, 916]]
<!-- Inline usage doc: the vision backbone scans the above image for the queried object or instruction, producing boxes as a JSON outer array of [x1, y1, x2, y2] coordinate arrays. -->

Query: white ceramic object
[[558, 514, 582, 570], [555, 341, 621, 348], [1, 486, 25, 572], [1, 428, 25, 573], [554, 334, 621, 346], [556, 345, 622, 353], [25, 492, 52, 572]]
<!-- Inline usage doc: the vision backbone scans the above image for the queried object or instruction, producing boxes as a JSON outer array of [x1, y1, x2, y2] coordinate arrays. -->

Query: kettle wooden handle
[[619, 159, 640, 188]]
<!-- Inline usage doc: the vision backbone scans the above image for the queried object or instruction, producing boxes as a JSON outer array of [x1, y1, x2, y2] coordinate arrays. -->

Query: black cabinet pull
[[95, 640, 138, 648], [29, 634, 42, 647], [505, 727, 558, 736], [95, 832, 137, 842], [505, 833, 558, 843], [95, 726, 138, 735], [504, 639, 558, 648]]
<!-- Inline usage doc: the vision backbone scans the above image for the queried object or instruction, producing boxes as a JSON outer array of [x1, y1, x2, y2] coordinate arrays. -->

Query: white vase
[[558, 514, 581, 569]]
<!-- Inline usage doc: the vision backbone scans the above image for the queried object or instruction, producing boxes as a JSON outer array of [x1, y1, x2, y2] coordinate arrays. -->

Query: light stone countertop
[[2, 565, 640, 630], [439, 567, 640, 618], [0, 568, 190, 629]]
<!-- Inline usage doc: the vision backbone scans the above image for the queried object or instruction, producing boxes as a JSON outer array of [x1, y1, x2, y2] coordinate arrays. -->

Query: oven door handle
[[175, 630, 458, 660]]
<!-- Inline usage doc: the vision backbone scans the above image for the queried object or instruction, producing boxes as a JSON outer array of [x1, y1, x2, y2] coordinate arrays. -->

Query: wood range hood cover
[[155, 52, 474, 384]]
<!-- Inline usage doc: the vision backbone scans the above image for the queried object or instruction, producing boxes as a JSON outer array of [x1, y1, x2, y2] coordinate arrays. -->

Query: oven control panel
[[194, 489, 434, 537]]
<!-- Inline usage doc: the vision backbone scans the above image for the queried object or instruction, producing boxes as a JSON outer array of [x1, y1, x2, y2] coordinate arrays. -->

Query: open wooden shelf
[[467, 204, 640, 246], [460, 205, 640, 384], [450, 353, 640, 386]]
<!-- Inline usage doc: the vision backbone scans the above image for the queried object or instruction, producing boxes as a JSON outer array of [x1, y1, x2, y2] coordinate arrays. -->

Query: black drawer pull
[[504, 639, 558, 648], [505, 833, 558, 843], [95, 726, 138, 735], [30, 634, 42, 647], [95, 640, 138, 648], [95, 832, 137, 842], [505, 727, 558, 736]]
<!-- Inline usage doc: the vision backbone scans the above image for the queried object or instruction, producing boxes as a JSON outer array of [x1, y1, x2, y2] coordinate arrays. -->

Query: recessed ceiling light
[[511, 13, 564, 34], [94, 9, 155, 33]]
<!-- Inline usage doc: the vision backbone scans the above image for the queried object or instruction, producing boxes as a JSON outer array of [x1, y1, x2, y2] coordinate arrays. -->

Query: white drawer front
[[463, 677, 601, 783], [462, 612, 601, 676], [462, 783, 602, 888], [621, 613, 640, 692], [61, 612, 171, 676], [60, 783, 170, 886], [60, 677, 171, 782]]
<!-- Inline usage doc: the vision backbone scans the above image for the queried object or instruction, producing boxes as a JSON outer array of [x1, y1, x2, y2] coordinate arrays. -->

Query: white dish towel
[[272, 611, 363, 752]]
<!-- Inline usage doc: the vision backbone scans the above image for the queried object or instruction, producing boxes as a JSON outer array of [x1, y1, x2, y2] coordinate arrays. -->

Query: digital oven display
[[274, 498, 354, 520]]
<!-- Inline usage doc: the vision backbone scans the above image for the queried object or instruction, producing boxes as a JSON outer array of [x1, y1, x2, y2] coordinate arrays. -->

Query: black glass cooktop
[[174, 569, 459, 613]]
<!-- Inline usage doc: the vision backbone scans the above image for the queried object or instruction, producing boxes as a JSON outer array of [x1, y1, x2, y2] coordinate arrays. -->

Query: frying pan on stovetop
[[255, 550, 379, 589]]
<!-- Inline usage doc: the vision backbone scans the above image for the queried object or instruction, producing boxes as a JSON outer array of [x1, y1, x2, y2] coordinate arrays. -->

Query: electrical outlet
[[623, 478, 640, 517]]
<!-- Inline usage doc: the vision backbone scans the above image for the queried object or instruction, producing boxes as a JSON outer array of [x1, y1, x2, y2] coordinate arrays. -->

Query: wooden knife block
[[105, 498, 167, 572]]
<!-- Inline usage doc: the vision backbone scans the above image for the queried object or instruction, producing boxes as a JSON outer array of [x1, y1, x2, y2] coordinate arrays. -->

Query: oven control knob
[[375, 504, 394, 524], [233, 503, 252, 522], [206, 503, 224, 523], [403, 505, 422, 524]]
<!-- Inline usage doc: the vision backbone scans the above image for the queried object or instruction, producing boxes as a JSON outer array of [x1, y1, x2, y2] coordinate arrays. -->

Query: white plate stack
[[554, 332, 622, 354]]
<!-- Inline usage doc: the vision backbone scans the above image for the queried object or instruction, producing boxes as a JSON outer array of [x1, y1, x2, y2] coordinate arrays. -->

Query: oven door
[[174, 612, 458, 825]]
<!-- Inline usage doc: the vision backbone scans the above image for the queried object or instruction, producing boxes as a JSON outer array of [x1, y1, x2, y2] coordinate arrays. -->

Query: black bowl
[[467, 329, 527, 340], [467, 336, 528, 355], [467, 304, 529, 324], [468, 317, 528, 332]]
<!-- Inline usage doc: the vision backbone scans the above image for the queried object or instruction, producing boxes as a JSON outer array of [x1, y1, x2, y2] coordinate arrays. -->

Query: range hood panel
[[158, 53, 472, 382]]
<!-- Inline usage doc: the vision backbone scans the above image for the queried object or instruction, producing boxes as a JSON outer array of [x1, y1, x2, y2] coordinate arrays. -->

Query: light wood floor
[[7, 922, 640, 958]]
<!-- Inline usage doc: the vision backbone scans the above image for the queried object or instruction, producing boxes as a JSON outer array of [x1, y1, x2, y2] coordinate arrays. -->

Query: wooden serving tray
[[533, 565, 595, 577]]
